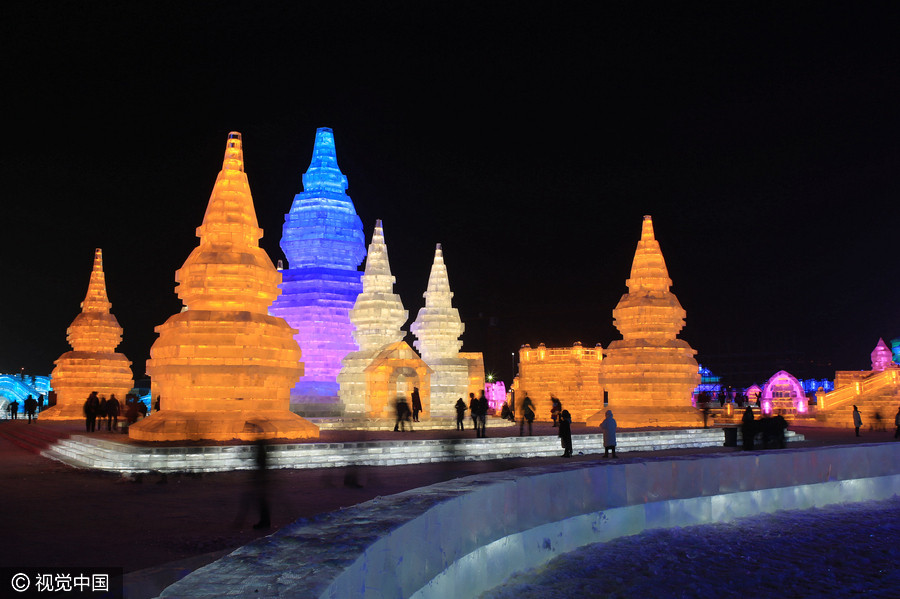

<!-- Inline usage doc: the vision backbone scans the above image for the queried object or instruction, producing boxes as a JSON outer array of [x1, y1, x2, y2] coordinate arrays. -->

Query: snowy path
[[483, 496, 900, 598]]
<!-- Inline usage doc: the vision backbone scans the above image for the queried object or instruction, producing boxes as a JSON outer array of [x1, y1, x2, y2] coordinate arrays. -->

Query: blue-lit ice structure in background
[[270, 128, 366, 415]]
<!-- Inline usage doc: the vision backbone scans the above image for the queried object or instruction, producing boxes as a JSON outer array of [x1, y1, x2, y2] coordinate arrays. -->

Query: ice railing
[[815, 368, 899, 412]]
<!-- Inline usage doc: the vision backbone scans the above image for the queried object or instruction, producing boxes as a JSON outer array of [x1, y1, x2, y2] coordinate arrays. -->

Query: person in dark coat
[[550, 396, 562, 428], [742, 406, 756, 450], [394, 396, 411, 432], [894, 406, 900, 439], [24, 396, 38, 424], [519, 394, 535, 436], [468, 393, 478, 430], [853, 405, 863, 437], [455, 397, 466, 430], [106, 394, 120, 432], [9, 399, 19, 420], [410, 387, 422, 422], [477, 391, 488, 437], [84, 392, 99, 432], [97, 396, 108, 431], [559, 409, 573, 457]]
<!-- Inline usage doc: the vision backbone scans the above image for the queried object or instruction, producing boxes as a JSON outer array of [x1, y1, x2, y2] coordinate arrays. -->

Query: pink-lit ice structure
[[760, 370, 808, 416], [871, 338, 894, 372]]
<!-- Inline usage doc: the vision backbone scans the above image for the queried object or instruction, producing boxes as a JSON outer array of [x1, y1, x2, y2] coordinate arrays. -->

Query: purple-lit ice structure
[[269, 128, 366, 415], [871, 338, 894, 372], [484, 381, 506, 411], [760, 370, 808, 416]]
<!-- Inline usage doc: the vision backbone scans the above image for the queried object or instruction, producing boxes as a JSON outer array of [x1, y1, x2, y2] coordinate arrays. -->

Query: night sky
[[3, 2, 898, 388]]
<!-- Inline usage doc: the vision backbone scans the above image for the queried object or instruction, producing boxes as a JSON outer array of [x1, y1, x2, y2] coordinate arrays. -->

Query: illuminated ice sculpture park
[[338, 220, 432, 418], [269, 128, 366, 416], [129, 132, 318, 441], [42, 249, 134, 420], [512, 342, 604, 423], [410, 244, 470, 419], [587, 215, 702, 428]]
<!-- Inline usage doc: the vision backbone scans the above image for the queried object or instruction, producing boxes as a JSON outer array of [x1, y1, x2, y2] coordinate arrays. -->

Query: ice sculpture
[[411, 244, 469, 418], [338, 220, 431, 417], [588, 216, 702, 428], [269, 128, 365, 415], [871, 338, 894, 372], [760, 370, 808, 415], [43, 249, 134, 420], [129, 132, 318, 441], [514, 342, 603, 422], [892, 338, 900, 365]]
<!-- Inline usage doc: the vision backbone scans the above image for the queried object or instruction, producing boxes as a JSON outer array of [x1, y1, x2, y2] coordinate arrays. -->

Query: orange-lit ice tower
[[588, 215, 702, 428], [129, 132, 318, 441], [411, 244, 469, 419], [43, 249, 134, 420]]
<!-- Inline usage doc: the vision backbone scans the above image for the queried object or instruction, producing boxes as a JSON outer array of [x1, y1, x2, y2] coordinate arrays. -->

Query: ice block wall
[[270, 128, 366, 410]]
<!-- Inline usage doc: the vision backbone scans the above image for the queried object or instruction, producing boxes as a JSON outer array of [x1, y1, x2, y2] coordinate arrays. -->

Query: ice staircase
[[812, 368, 900, 427], [40, 427, 803, 474], [0, 421, 71, 454]]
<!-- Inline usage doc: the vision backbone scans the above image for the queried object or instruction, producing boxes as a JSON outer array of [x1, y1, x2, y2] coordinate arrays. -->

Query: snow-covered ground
[[483, 496, 900, 598]]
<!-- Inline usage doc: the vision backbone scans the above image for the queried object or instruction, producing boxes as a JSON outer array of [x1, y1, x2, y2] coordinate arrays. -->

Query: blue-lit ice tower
[[269, 128, 366, 415]]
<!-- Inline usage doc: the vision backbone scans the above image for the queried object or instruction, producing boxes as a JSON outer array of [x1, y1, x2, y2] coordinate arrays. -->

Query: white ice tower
[[411, 244, 469, 418], [338, 220, 423, 417]]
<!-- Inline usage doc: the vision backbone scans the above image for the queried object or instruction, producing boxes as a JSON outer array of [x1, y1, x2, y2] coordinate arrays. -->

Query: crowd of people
[[82, 391, 149, 433]]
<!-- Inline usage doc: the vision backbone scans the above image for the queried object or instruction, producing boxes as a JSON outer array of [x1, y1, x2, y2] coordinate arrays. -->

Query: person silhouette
[[852, 405, 863, 437], [559, 409, 573, 457], [600, 410, 617, 457], [455, 397, 466, 430]]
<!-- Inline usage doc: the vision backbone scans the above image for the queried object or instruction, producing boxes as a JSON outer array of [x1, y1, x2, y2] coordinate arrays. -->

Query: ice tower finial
[[302, 127, 348, 193], [222, 132, 244, 172], [627, 214, 672, 293], [81, 248, 111, 313]]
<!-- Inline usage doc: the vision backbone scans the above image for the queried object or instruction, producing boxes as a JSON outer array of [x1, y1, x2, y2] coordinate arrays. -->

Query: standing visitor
[[9, 399, 19, 420], [550, 396, 562, 428], [24, 396, 38, 423], [742, 405, 756, 450], [853, 405, 863, 437], [394, 396, 412, 432], [455, 397, 467, 430], [519, 394, 535, 436], [411, 387, 422, 422], [600, 410, 617, 458], [107, 394, 120, 432], [468, 393, 478, 430], [559, 409, 573, 457], [477, 391, 488, 437]]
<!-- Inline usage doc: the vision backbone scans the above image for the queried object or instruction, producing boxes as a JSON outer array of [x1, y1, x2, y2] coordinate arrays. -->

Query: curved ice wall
[[270, 128, 366, 411]]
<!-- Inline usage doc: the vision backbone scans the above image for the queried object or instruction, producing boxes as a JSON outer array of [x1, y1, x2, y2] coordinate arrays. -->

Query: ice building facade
[[43, 249, 133, 420], [588, 215, 702, 428], [269, 128, 366, 416], [130, 132, 317, 441], [338, 220, 432, 418], [410, 244, 469, 418]]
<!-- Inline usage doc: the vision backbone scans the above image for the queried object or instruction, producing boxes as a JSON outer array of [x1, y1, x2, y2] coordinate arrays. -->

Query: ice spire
[[302, 127, 349, 193], [80, 248, 112, 314], [871, 338, 894, 372], [412, 244, 464, 360], [348, 220, 408, 352], [627, 215, 673, 292]]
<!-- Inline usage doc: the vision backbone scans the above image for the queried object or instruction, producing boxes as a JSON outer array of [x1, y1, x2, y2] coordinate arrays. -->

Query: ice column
[[269, 128, 366, 414], [44, 249, 134, 420], [589, 215, 702, 428], [338, 220, 410, 415], [130, 132, 318, 441], [411, 244, 469, 418]]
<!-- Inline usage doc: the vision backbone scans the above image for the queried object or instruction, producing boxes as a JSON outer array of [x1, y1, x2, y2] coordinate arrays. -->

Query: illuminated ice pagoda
[[130, 132, 318, 441], [871, 338, 894, 372], [411, 244, 468, 418], [43, 249, 134, 420], [269, 128, 366, 416], [588, 215, 702, 428], [338, 220, 431, 418]]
